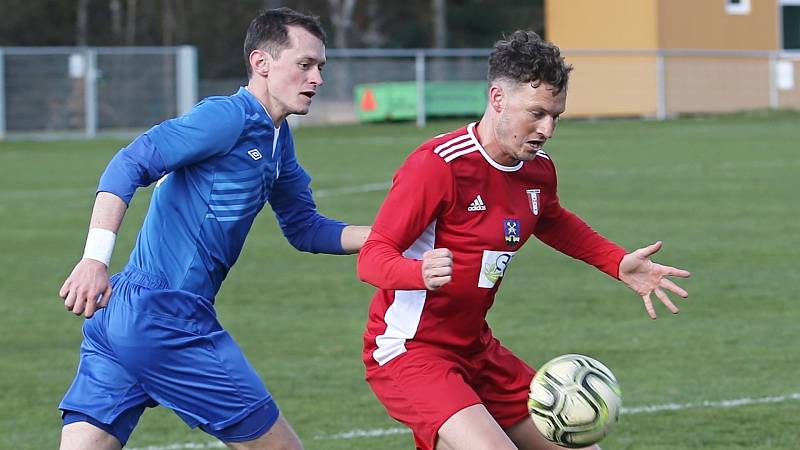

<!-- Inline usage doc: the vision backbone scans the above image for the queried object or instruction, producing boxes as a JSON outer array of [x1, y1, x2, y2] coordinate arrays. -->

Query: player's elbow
[[283, 228, 323, 254], [356, 245, 378, 285], [356, 251, 369, 282], [283, 220, 346, 255]]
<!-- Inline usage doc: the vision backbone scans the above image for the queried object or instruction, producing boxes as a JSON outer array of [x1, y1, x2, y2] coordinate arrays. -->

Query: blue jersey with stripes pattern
[[98, 87, 346, 301]]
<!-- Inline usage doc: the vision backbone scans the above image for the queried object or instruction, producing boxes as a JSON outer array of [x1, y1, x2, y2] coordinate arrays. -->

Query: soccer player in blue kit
[[56, 8, 370, 450]]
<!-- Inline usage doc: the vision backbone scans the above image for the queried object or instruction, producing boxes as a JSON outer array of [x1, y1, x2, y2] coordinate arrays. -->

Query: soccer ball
[[527, 354, 621, 448]]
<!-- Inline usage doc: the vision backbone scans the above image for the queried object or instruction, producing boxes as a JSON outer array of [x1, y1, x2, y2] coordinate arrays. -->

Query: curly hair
[[487, 30, 573, 95], [243, 7, 327, 77]]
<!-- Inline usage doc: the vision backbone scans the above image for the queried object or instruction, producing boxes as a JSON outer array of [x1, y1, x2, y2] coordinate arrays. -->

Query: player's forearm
[[340, 225, 372, 254], [535, 207, 626, 278], [357, 231, 426, 290], [89, 192, 128, 233], [80, 191, 128, 267]]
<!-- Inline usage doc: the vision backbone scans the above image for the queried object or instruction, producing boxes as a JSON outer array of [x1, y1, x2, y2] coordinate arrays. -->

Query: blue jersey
[[98, 87, 346, 301]]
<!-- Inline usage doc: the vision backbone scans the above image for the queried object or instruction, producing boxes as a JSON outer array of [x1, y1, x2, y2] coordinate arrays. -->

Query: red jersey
[[359, 123, 626, 367]]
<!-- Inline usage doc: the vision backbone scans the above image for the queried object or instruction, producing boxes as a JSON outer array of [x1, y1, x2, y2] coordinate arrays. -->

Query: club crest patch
[[504, 219, 521, 246]]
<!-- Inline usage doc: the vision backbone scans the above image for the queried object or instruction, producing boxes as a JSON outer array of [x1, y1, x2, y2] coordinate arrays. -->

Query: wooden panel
[[657, 0, 778, 50], [560, 54, 659, 117], [546, 0, 659, 49]]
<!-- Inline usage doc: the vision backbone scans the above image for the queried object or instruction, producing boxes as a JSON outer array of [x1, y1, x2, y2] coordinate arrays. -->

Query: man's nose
[[310, 67, 324, 86], [537, 117, 555, 139]]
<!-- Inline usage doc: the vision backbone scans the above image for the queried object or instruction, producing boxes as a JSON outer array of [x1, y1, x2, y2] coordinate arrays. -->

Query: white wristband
[[83, 228, 117, 267]]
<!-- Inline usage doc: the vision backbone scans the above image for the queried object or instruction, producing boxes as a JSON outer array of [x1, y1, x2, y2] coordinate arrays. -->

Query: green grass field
[[1, 110, 799, 449]]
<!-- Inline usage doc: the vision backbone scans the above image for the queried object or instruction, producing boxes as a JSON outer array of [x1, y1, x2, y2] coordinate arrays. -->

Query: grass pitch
[[1, 110, 798, 449]]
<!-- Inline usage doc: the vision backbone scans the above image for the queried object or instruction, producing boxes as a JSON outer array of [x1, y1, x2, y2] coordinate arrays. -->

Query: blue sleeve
[[269, 133, 347, 254], [146, 97, 245, 171], [97, 134, 168, 204], [96, 97, 244, 204]]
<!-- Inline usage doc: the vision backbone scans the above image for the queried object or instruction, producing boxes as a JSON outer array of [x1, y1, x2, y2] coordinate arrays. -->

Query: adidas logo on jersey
[[467, 195, 487, 211]]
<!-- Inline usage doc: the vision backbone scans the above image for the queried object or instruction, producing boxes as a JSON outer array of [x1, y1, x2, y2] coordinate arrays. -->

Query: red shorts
[[364, 338, 535, 450]]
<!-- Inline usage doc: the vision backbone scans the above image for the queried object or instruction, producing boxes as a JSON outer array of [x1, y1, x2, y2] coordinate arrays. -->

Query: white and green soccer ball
[[528, 354, 622, 448]]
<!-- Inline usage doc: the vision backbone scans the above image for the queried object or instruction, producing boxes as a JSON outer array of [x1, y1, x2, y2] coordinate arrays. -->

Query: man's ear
[[249, 49, 270, 77], [488, 83, 505, 113]]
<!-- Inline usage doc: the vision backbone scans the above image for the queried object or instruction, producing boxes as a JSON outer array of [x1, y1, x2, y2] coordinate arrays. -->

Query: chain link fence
[[0, 46, 196, 139], [2, 47, 799, 139]]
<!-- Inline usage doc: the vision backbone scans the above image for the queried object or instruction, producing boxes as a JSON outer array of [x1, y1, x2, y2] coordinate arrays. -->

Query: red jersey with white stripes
[[359, 123, 626, 367]]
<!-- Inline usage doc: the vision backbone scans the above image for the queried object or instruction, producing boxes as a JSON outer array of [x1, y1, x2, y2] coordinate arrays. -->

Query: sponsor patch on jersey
[[478, 250, 516, 288], [526, 188, 541, 215], [504, 219, 521, 246], [248, 149, 263, 160]]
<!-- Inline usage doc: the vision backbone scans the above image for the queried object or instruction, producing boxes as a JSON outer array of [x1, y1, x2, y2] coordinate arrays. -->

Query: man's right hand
[[59, 258, 112, 318], [421, 248, 453, 290]]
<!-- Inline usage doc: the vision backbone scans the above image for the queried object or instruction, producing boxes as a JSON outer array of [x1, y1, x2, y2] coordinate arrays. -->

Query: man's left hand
[[619, 241, 691, 319]]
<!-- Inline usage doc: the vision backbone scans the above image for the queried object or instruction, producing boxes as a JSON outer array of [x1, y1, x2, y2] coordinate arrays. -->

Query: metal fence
[[0, 46, 197, 139], [1, 47, 799, 139], [200, 48, 800, 128], [560, 49, 800, 120], [198, 49, 493, 128]]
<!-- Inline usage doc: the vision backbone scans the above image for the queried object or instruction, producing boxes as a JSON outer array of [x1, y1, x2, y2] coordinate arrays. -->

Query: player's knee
[[224, 414, 303, 450], [207, 402, 302, 449], [60, 420, 122, 450]]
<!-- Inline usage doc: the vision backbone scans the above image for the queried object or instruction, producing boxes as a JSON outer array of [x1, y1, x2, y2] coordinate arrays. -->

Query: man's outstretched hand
[[619, 241, 691, 319]]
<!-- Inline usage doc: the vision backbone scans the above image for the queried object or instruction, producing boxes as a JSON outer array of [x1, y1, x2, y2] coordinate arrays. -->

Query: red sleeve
[[534, 181, 627, 279], [358, 149, 454, 290]]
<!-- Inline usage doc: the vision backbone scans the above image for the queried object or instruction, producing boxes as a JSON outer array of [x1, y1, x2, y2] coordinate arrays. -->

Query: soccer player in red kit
[[357, 31, 691, 450]]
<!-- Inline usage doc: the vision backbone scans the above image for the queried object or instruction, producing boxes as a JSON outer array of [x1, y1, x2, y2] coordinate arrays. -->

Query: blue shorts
[[60, 268, 279, 445]]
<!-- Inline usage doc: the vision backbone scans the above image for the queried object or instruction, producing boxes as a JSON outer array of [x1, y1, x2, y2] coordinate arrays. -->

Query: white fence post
[[0, 48, 5, 140], [84, 48, 98, 138], [176, 45, 198, 115], [415, 50, 426, 128], [768, 51, 779, 110], [656, 50, 667, 120]]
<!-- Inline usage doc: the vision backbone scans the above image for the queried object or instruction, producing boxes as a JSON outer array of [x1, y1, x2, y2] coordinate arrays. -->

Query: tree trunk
[[362, 1, 386, 48], [327, 0, 357, 49], [162, 0, 176, 46], [432, 0, 447, 48], [125, 0, 137, 45], [110, 0, 123, 44], [76, 0, 90, 46]]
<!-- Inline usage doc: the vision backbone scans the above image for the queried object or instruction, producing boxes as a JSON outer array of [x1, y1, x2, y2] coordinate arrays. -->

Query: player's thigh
[[436, 404, 516, 450], [505, 418, 600, 450], [60, 422, 122, 450], [112, 290, 272, 431], [473, 339, 535, 429], [366, 347, 483, 450], [224, 414, 302, 450]]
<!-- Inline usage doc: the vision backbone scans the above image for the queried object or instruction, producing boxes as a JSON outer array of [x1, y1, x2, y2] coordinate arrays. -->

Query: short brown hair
[[488, 31, 572, 94], [243, 7, 327, 77]]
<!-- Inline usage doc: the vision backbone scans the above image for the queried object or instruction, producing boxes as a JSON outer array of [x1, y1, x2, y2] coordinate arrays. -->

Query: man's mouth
[[300, 91, 316, 99]]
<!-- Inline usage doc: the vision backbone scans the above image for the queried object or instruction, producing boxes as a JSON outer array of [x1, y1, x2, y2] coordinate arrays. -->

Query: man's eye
[[298, 63, 309, 70]]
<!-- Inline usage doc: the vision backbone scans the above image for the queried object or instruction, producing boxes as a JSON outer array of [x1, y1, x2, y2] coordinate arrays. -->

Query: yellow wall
[[657, 0, 778, 50], [560, 54, 659, 117], [545, 0, 659, 49], [664, 56, 772, 112], [543, 0, 784, 117]]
